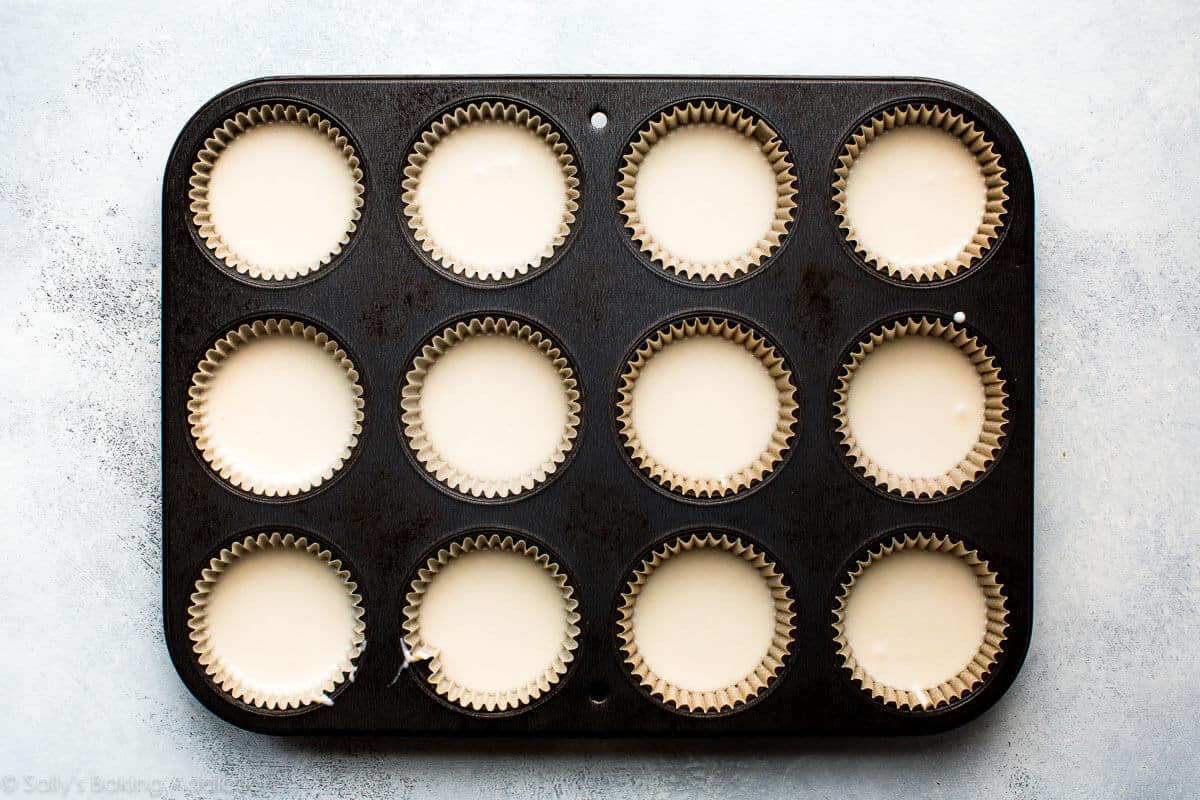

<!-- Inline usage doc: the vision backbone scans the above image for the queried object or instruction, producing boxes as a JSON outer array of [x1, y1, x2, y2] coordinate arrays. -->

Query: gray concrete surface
[[1, 0, 1197, 797]]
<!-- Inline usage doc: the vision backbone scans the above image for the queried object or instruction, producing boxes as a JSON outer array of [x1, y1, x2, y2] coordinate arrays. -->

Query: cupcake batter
[[417, 333, 570, 482], [632, 547, 777, 692], [202, 545, 359, 698], [206, 122, 358, 277], [842, 548, 989, 691], [845, 334, 985, 477], [414, 120, 568, 277], [844, 124, 987, 269], [198, 331, 359, 493], [416, 547, 569, 694], [634, 124, 778, 265], [630, 334, 780, 480]]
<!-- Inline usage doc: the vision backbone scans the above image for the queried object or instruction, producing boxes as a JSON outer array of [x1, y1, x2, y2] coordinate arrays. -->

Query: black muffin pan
[[161, 76, 1034, 736]]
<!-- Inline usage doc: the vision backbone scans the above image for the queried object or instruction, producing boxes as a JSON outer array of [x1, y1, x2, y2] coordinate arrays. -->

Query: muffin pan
[[162, 76, 1033, 736]]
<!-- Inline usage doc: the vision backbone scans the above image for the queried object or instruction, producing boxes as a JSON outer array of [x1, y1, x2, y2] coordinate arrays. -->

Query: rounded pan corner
[[161, 75, 321, 193], [161, 615, 246, 732], [900, 75, 1033, 181], [895, 74, 986, 101], [161, 604, 307, 736], [907, 618, 1033, 737]]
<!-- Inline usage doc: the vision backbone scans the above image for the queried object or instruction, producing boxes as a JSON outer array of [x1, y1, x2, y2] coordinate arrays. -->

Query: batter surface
[[845, 335, 985, 477], [206, 122, 357, 277], [197, 331, 359, 492], [634, 123, 779, 265], [202, 545, 358, 698], [632, 547, 778, 692], [631, 334, 781, 480], [844, 124, 987, 269], [417, 333, 569, 482], [414, 120, 568, 276], [843, 548, 989, 690], [416, 548, 569, 693]]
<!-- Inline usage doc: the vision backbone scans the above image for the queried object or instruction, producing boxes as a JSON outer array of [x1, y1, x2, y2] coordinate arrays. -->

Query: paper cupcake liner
[[832, 531, 1009, 711], [189, 103, 364, 281], [402, 101, 581, 281], [616, 317, 798, 498], [618, 101, 797, 282], [187, 532, 366, 711], [617, 532, 794, 714], [833, 103, 1008, 282], [834, 316, 1008, 499], [401, 533, 581, 712], [400, 316, 581, 499], [187, 318, 364, 497]]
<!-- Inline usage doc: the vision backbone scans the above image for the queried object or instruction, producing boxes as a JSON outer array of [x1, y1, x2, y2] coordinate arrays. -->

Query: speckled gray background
[[1, 0, 1197, 797]]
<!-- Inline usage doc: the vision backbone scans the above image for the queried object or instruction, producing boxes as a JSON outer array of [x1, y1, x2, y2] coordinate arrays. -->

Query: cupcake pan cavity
[[833, 315, 1009, 500], [402, 532, 581, 713], [402, 100, 580, 283], [188, 318, 364, 497], [163, 77, 1033, 736], [833, 531, 1009, 711], [189, 103, 364, 283], [188, 531, 366, 712], [617, 532, 795, 714], [400, 315, 581, 500], [616, 315, 798, 499], [618, 101, 797, 282], [833, 103, 1009, 283]]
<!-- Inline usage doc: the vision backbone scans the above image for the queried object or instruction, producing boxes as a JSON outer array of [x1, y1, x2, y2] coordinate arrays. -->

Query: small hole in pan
[[590, 110, 608, 130], [588, 681, 609, 705]]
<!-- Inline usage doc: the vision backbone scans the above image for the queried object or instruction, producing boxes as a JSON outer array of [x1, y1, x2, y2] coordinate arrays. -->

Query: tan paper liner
[[834, 317, 1008, 499], [832, 532, 1009, 711], [618, 101, 797, 281], [402, 101, 581, 281], [401, 533, 581, 712], [833, 104, 1008, 282], [189, 103, 365, 281], [616, 317, 798, 498], [400, 316, 581, 499], [617, 532, 794, 714], [188, 318, 365, 497], [188, 532, 366, 711]]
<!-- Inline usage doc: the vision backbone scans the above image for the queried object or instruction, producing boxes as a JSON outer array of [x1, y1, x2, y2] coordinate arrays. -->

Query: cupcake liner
[[617, 532, 794, 714], [616, 317, 798, 498], [401, 533, 581, 712], [400, 316, 581, 499], [834, 316, 1008, 499], [402, 101, 580, 281], [618, 101, 797, 281], [833, 103, 1008, 282], [187, 532, 366, 711], [832, 531, 1009, 711], [187, 318, 364, 497], [189, 103, 364, 281]]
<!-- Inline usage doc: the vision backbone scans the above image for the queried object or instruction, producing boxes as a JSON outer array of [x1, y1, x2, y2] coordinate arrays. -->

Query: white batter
[[414, 120, 568, 276], [844, 124, 987, 268], [845, 335, 985, 477], [630, 335, 780, 480], [202, 545, 359, 697], [632, 547, 777, 692], [198, 332, 359, 491], [417, 333, 569, 482], [206, 122, 358, 277], [843, 548, 989, 691], [417, 548, 569, 694], [634, 123, 779, 265]]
